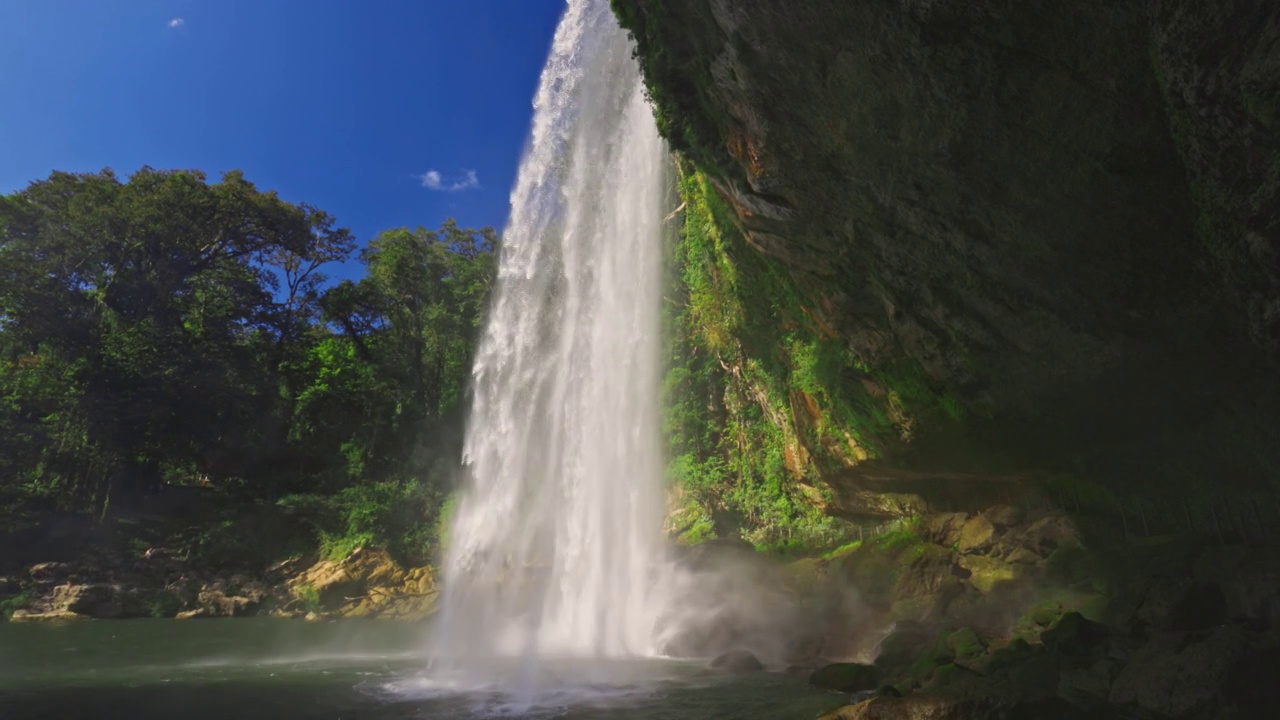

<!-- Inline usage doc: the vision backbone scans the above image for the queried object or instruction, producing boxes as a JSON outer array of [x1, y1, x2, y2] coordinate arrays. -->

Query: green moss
[[821, 540, 862, 560], [906, 656, 938, 685], [660, 161, 964, 548], [983, 638, 1036, 676], [944, 628, 987, 663], [876, 684, 904, 698], [294, 583, 321, 613], [873, 520, 924, 552], [961, 555, 1020, 594], [147, 591, 183, 619], [0, 591, 32, 620], [928, 663, 974, 689]]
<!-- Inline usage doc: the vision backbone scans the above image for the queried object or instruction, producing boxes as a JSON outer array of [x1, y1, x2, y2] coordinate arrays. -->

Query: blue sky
[[1, 0, 566, 281]]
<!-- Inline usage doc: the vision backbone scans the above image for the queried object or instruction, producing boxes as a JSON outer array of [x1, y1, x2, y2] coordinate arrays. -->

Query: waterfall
[[432, 0, 670, 662]]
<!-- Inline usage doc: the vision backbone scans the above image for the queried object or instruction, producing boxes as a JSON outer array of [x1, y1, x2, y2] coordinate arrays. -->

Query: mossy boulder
[[874, 622, 934, 671], [979, 638, 1037, 676], [956, 555, 1019, 594], [926, 662, 980, 690], [810, 662, 879, 693], [943, 627, 987, 665]]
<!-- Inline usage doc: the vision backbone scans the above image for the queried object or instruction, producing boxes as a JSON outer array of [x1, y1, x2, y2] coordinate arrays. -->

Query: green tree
[[0, 168, 354, 511]]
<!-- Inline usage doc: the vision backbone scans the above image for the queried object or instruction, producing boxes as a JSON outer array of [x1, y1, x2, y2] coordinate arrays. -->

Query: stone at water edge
[[708, 649, 764, 672], [810, 663, 879, 693], [9, 608, 88, 622]]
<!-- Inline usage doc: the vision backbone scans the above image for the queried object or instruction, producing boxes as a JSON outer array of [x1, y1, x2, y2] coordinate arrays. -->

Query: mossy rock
[[1027, 600, 1065, 627], [981, 638, 1037, 676], [944, 627, 987, 664], [958, 554, 1019, 594], [927, 662, 979, 690], [1044, 545, 1099, 590], [1041, 611, 1109, 657], [1006, 651, 1063, 702], [874, 623, 933, 670], [810, 662, 879, 693], [876, 684, 904, 698], [906, 655, 939, 686], [145, 590, 183, 619]]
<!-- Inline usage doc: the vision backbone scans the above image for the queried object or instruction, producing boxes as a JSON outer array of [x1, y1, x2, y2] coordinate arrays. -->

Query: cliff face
[[619, 0, 1280, 536]]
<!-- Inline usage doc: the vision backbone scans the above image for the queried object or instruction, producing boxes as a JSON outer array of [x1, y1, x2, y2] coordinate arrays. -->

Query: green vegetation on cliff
[[663, 160, 963, 549], [622, 0, 1280, 532]]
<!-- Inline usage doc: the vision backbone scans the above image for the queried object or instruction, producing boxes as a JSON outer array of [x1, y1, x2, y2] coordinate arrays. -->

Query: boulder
[[1041, 612, 1109, 657], [1192, 547, 1280, 631], [925, 662, 981, 690], [976, 638, 1036, 676], [49, 583, 120, 618], [1133, 579, 1226, 632], [708, 649, 764, 672], [990, 516, 1082, 569], [1058, 657, 1122, 709], [874, 622, 933, 671], [956, 555, 1018, 594], [958, 516, 996, 554], [941, 628, 987, 666], [10, 608, 87, 622], [982, 505, 1024, 528], [920, 513, 969, 547], [1109, 625, 1252, 718], [817, 695, 1002, 720], [27, 562, 74, 582], [1223, 646, 1280, 714], [810, 663, 879, 693], [194, 589, 258, 617], [288, 547, 402, 609]]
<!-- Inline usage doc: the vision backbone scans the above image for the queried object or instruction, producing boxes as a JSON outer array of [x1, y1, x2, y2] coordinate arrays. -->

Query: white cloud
[[418, 169, 480, 192], [168, 18, 185, 29]]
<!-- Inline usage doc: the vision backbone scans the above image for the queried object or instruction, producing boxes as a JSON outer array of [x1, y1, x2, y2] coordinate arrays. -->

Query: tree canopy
[[0, 168, 496, 563]]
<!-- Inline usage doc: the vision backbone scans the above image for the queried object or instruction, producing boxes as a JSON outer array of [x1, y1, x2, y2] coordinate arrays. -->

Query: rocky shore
[[0, 545, 435, 623], [5, 506, 1277, 718], [689, 507, 1280, 719]]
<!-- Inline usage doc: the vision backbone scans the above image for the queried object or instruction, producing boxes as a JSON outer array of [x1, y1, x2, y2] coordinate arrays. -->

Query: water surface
[[0, 620, 847, 719]]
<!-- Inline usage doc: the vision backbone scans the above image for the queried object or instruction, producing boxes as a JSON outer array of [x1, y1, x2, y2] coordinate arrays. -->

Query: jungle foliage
[[0, 168, 495, 565]]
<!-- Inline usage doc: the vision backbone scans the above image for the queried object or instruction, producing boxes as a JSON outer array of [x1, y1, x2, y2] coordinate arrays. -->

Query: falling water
[[432, 0, 670, 664]]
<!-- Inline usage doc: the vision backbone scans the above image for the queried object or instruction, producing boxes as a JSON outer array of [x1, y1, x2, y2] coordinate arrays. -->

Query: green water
[[0, 620, 848, 719]]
